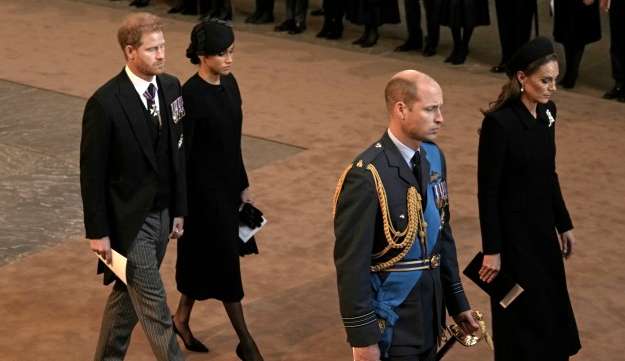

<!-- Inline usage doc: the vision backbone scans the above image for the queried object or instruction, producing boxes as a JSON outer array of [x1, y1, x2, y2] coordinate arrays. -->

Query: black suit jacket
[[334, 132, 469, 348], [80, 69, 187, 284]]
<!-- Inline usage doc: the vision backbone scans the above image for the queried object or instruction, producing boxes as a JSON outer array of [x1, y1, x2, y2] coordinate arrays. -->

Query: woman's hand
[[241, 187, 253, 204], [479, 253, 501, 283], [583, 0, 595, 6], [559, 230, 576, 259]]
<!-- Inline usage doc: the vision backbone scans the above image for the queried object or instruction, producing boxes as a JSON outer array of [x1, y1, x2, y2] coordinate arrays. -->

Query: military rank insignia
[[170, 96, 185, 124]]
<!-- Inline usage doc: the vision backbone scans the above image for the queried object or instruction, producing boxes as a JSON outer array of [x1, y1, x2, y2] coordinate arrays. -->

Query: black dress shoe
[[129, 0, 149, 7], [490, 64, 506, 73], [444, 48, 457, 63], [288, 22, 306, 34], [360, 29, 379, 48], [172, 317, 209, 353], [603, 84, 624, 99], [394, 40, 422, 52], [450, 49, 468, 65], [422, 43, 437, 57], [316, 24, 330, 38], [325, 26, 343, 40], [274, 19, 295, 32], [252, 12, 274, 24]]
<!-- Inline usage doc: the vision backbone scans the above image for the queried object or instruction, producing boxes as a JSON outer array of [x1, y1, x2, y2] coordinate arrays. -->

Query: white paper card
[[239, 217, 267, 243], [96, 249, 128, 285]]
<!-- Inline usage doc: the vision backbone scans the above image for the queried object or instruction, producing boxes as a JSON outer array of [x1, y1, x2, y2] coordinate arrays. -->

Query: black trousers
[[382, 348, 435, 361], [285, 0, 308, 22], [610, 0, 625, 83], [494, 0, 536, 64], [403, 0, 441, 47], [323, 0, 344, 22]]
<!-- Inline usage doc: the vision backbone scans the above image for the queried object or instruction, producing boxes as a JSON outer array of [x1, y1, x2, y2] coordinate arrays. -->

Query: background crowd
[[108, 0, 624, 102]]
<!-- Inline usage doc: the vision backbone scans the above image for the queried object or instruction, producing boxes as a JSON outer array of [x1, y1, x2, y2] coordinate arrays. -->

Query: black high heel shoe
[[172, 317, 209, 353], [236, 342, 264, 361]]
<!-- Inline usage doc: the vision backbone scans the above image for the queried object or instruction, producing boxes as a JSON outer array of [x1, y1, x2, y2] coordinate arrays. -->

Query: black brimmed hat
[[506, 37, 555, 78]]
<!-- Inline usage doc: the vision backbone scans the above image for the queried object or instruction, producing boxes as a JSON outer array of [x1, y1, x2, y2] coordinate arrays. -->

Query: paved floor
[[1, 1, 624, 360]]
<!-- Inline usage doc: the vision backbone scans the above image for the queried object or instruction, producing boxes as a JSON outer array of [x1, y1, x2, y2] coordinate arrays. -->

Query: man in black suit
[[396, 0, 441, 56], [601, 0, 625, 101], [80, 12, 186, 361], [333, 70, 479, 361]]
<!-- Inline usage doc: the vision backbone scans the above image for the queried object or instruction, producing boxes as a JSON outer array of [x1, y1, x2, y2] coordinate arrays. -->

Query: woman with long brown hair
[[477, 37, 581, 361]]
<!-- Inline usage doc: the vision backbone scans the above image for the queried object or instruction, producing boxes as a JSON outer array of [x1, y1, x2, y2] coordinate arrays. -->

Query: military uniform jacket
[[333, 132, 469, 348], [80, 69, 187, 285]]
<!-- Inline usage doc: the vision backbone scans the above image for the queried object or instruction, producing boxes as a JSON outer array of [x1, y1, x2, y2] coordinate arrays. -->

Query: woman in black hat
[[476, 37, 581, 361], [172, 20, 264, 361]]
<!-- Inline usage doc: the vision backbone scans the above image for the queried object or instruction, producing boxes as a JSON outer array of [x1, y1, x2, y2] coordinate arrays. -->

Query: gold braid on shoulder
[[332, 163, 354, 218], [366, 164, 426, 272], [332, 161, 427, 273]]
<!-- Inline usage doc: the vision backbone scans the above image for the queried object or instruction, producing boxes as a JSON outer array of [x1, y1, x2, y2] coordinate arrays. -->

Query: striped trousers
[[94, 209, 184, 361]]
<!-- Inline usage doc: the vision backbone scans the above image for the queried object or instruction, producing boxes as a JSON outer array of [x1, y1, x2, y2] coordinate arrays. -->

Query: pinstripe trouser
[[94, 209, 184, 361]]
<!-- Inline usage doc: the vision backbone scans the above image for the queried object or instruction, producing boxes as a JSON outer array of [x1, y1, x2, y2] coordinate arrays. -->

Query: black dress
[[477, 99, 581, 361], [176, 73, 249, 302]]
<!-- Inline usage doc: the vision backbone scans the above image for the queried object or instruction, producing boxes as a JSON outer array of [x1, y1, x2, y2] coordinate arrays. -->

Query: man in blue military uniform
[[333, 70, 479, 361]]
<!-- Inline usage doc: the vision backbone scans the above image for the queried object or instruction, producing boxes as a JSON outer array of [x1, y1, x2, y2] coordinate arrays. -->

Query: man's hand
[[352, 344, 381, 361], [90, 237, 112, 264], [479, 253, 501, 283], [170, 217, 184, 239], [583, 0, 595, 6], [453, 310, 480, 336], [241, 187, 253, 204], [559, 230, 576, 259]]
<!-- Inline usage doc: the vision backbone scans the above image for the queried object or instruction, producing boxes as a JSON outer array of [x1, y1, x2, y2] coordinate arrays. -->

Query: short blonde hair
[[384, 77, 418, 111], [117, 12, 163, 50]]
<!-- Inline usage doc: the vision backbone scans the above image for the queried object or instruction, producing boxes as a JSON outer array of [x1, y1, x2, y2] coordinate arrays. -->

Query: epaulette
[[352, 141, 385, 169], [332, 141, 384, 217]]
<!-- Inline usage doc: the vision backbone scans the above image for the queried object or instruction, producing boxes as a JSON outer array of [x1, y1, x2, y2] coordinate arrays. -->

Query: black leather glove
[[239, 203, 263, 228]]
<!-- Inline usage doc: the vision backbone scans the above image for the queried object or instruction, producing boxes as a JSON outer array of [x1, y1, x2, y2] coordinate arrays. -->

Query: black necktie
[[411, 151, 423, 189], [143, 83, 161, 129]]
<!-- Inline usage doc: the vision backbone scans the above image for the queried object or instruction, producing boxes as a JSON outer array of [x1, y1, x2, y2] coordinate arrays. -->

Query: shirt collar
[[125, 65, 157, 98], [387, 129, 419, 168]]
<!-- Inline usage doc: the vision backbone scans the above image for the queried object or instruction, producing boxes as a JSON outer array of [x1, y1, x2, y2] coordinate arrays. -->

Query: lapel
[[156, 75, 174, 131], [115, 69, 158, 171], [511, 98, 537, 130], [157, 75, 181, 174], [380, 132, 419, 188]]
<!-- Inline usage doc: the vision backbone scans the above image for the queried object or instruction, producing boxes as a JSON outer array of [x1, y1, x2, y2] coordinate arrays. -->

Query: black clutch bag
[[463, 252, 524, 308], [238, 203, 263, 257]]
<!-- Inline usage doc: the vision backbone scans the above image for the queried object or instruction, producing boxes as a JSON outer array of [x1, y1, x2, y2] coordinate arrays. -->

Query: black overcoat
[[334, 133, 470, 350], [80, 70, 187, 285], [477, 99, 581, 360], [553, 0, 601, 46], [175, 73, 249, 302]]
